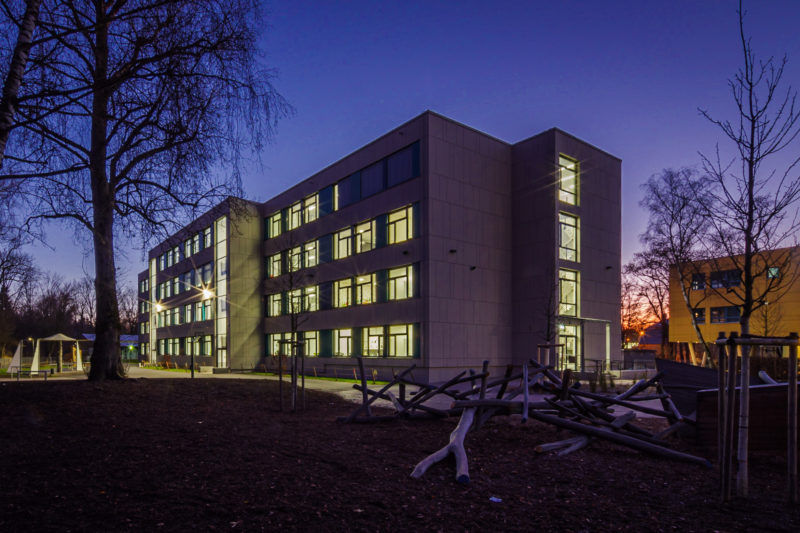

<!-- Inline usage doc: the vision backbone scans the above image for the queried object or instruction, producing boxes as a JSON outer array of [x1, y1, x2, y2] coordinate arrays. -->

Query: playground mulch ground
[[1, 377, 799, 532]]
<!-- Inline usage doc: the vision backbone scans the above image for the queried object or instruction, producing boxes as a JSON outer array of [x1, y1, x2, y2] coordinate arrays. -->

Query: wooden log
[[397, 370, 468, 416], [529, 359, 563, 387], [452, 399, 551, 411], [558, 435, 590, 456], [411, 407, 476, 484], [357, 357, 371, 417], [535, 436, 586, 453], [614, 372, 664, 401], [525, 410, 711, 467], [656, 383, 684, 423], [570, 389, 675, 418], [758, 370, 778, 385], [495, 365, 515, 399], [352, 384, 451, 418], [345, 365, 415, 422], [610, 411, 636, 429], [655, 421, 685, 440]]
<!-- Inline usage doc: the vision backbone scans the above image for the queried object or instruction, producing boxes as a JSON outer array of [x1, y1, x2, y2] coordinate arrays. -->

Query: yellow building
[[669, 247, 800, 344]]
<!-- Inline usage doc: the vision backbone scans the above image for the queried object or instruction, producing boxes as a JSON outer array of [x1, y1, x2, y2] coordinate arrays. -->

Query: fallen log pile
[[341, 358, 711, 483]]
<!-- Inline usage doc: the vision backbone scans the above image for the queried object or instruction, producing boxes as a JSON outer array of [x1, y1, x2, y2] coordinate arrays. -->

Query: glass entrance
[[558, 323, 581, 371]]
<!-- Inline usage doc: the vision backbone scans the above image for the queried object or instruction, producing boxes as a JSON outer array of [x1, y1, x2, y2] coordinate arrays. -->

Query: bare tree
[[0, 1, 289, 380], [117, 284, 138, 334], [623, 252, 669, 355], [73, 275, 95, 331], [699, 0, 800, 337], [638, 168, 713, 362], [0, 0, 42, 166], [620, 273, 650, 349]]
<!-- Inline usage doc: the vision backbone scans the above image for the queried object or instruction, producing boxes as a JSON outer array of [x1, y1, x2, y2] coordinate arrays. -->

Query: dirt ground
[[1, 377, 799, 532]]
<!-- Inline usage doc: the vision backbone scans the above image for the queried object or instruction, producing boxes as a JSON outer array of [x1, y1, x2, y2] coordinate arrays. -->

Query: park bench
[[8, 368, 49, 381]]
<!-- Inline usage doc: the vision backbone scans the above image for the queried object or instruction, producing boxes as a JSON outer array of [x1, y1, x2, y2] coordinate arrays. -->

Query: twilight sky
[[25, 0, 800, 287]]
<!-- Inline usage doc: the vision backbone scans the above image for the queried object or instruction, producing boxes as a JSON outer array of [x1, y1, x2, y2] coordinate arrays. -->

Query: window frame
[[558, 212, 579, 262], [388, 265, 412, 300], [558, 268, 579, 317], [558, 155, 579, 205], [355, 273, 377, 305]]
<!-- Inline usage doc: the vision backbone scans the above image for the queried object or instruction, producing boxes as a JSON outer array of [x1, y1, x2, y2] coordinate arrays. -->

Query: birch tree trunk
[[0, 0, 42, 167]]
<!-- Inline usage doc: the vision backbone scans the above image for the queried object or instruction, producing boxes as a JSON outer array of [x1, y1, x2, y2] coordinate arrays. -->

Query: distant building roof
[[82, 334, 139, 347], [638, 322, 665, 346]]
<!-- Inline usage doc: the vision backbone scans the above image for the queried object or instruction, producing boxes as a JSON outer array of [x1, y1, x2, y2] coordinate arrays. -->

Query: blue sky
[[26, 0, 800, 287]]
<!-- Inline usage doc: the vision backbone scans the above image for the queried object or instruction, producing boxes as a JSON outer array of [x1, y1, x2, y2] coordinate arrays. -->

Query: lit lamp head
[[202, 288, 214, 299], [154, 303, 163, 312]]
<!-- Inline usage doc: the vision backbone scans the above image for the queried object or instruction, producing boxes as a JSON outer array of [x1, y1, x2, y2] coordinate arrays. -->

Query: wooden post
[[789, 332, 798, 504], [737, 336, 750, 497], [357, 357, 371, 417], [725, 334, 737, 501], [716, 332, 727, 503], [522, 363, 529, 423]]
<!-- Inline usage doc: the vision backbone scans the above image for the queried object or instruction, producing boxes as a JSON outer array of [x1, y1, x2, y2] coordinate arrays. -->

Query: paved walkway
[[4, 366, 664, 417]]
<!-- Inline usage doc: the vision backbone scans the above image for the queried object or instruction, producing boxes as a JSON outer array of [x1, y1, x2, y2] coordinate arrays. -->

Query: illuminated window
[[388, 266, 412, 300], [693, 308, 705, 325], [303, 285, 319, 312], [184, 239, 192, 258], [334, 228, 352, 259], [387, 206, 413, 244], [288, 201, 302, 230], [334, 329, 352, 357], [289, 289, 302, 314], [268, 252, 282, 278], [194, 301, 202, 321], [268, 212, 282, 238], [559, 269, 578, 316], [558, 155, 578, 205], [362, 326, 384, 357], [303, 240, 318, 268], [767, 267, 780, 279], [192, 234, 200, 254], [165, 281, 172, 298], [288, 246, 302, 272], [558, 213, 579, 262], [203, 227, 212, 249], [711, 306, 740, 324], [691, 274, 705, 290], [354, 220, 375, 253], [185, 337, 193, 356], [184, 304, 192, 323], [388, 324, 412, 357], [158, 254, 165, 271], [303, 194, 318, 224], [302, 331, 319, 357], [268, 294, 282, 317], [202, 335, 212, 356], [355, 273, 376, 305], [202, 299, 213, 321], [171, 307, 180, 325], [270, 332, 290, 356], [333, 278, 352, 308]]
